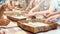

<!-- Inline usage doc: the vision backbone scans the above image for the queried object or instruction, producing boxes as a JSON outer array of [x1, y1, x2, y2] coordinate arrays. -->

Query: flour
[[11, 15, 26, 19], [23, 22, 49, 27]]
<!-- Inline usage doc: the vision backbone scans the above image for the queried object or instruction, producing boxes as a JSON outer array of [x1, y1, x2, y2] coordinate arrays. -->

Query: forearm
[[26, 0, 34, 11], [0, 6, 5, 17], [30, 4, 55, 13], [29, 3, 40, 13], [55, 11, 60, 14], [30, 9, 54, 15], [56, 14, 60, 18], [4, 11, 21, 15], [59, 14, 60, 18], [29, 6, 38, 13], [0, 11, 4, 17]]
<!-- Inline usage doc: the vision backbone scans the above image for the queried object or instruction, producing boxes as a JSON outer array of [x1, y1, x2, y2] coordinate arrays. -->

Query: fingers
[[47, 13, 55, 17], [45, 15, 58, 22], [46, 13, 52, 17], [43, 13, 50, 17], [1, 4, 7, 10], [26, 14, 35, 18], [26, 13, 36, 18], [0, 30, 5, 34], [45, 16, 55, 22]]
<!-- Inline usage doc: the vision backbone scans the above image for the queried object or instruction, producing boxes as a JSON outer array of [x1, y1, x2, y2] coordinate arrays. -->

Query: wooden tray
[[17, 19, 57, 33], [7, 15, 27, 22]]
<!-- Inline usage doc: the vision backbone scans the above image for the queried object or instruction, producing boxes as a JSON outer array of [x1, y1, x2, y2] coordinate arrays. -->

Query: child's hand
[[26, 12, 36, 18], [0, 4, 8, 11], [45, 14, 60, 22], [45, 12, 56, 17], [42, 11, 54, 17]]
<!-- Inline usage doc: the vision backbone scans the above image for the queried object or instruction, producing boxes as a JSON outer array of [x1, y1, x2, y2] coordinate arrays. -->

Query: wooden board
[[17, 19, 57, 33], [7, 15, 26, 22]]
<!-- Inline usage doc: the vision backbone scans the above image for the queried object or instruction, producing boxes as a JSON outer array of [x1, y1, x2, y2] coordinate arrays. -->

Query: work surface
[[1, 14, 60, 34], [0, 21, 60, 34]]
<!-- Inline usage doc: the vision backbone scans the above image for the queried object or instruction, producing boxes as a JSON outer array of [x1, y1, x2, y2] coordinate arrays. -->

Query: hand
[[38, 11, 55, 18], [45, 14, 60, 22], [25, 8, 30, 11], [42, 11, 54, 17], [1, 4, 7, 10], [26, 12, 36, 18], [7, 3, 15, 9], [45, 12, 56, 17], [0, 30, 5, 34]]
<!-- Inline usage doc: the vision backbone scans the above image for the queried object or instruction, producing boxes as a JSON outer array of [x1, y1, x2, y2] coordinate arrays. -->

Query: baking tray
[[17, 19, 57, 33]]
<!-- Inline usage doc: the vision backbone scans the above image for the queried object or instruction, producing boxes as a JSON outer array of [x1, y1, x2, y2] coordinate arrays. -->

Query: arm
[[29, 0, 56, 15], [47, 10, 60, 17], [0, 5, 10, 26], [27, 0, 57, 18], [26, 0, 34, 11], [31, 2, 55, 12], [11, 1, 15, 8], [29, 0, 55, 13], [0, 4, 7, 18], [29, 4, 40, 13], [54, 10, 60, 14], [45, 14, 60, 22]]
